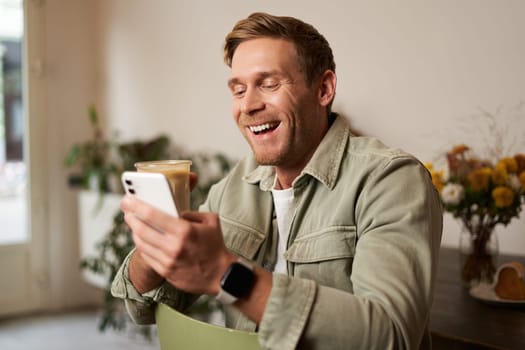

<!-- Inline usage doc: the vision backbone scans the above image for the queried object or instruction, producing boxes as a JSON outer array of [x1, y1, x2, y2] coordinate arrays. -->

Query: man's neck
[[274, 167, 302, 189], [274, 113, 337, 190]]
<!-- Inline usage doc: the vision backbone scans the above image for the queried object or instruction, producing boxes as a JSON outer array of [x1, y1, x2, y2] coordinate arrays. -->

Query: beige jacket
[[111, 116, 443, 349]]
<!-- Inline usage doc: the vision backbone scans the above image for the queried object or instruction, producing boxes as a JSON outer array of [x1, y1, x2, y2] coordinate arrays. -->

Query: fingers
[[124, 212, 169, 252], [125, 212, 182, 276], [181, 211, 219, 226], [121, 194, 228, 294], [122, 194, 213, 232], [122, 194, 188, 234], [120, 193, 136, 212]]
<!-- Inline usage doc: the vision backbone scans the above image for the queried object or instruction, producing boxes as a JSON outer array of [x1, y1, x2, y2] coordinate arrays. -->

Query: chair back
[[155, 303, 262, 350]]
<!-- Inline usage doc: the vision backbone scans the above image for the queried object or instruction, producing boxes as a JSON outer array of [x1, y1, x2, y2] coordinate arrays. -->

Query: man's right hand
[[126, 171, 199, 294]]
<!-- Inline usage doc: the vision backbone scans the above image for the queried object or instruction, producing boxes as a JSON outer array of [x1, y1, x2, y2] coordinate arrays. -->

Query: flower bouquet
[[425, 145, 525, 286]]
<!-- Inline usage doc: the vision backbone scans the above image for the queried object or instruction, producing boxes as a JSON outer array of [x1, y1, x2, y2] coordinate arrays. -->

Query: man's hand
[[122, 194, 237, 296], [121, 171, 272, 323]]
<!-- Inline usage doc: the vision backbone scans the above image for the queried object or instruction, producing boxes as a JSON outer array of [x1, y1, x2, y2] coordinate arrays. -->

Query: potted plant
[[64, 104, 118, 193], [66, 105, 236, 337]]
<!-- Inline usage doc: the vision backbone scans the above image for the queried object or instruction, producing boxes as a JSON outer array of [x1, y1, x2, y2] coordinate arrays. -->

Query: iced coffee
[[134, 160, 192, 212]]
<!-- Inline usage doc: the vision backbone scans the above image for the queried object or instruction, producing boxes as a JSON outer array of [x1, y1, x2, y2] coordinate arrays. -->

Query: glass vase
[[459, 223, 499, 288]]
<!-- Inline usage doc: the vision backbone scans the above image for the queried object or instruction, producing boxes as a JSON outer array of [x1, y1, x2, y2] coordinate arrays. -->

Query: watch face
[[221, 262, 255, 298]]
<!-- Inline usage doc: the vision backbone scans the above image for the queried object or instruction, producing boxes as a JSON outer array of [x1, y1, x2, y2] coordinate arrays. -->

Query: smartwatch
[[216, 257, 255, 304]]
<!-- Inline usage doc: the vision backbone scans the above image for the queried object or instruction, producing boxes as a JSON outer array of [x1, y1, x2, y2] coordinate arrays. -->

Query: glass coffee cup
[[134, 160, 192, 212]]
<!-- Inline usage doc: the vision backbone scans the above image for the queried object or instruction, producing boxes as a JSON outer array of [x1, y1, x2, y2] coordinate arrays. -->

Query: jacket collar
[[243, 114, 350, 191]]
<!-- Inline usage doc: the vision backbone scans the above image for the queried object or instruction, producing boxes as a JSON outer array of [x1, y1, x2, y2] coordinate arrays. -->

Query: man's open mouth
[[248, 122, 279, 135]]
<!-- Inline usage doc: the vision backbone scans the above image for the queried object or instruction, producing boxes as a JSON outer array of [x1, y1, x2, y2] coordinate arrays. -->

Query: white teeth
[[249, 123, 274, 134]]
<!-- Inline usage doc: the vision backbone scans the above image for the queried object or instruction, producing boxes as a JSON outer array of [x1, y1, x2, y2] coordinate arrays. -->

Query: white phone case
[[121, 171, 179, 217]]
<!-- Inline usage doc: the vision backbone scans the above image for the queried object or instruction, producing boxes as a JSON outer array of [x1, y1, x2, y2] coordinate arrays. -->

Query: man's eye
[[261, 81, 279, 91], [231, 87, 245, 97]]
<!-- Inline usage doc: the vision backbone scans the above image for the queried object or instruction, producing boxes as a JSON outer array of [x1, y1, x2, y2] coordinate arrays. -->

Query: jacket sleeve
[[257, 157, 443, 349], [110, 249, 199, 325]]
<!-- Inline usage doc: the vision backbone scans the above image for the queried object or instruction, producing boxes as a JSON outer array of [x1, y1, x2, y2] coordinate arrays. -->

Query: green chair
[[155, 303, 262, 350]]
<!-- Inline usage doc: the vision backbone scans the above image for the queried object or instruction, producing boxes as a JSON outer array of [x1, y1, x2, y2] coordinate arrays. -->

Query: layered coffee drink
[[134, 160, 192, 212]]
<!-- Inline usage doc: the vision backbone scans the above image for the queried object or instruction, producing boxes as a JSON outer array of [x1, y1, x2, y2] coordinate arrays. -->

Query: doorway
[[0, 0, 48, 316]]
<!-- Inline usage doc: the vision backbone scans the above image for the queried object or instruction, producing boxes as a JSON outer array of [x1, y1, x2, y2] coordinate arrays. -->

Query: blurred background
[[0, 0, 524, 348]]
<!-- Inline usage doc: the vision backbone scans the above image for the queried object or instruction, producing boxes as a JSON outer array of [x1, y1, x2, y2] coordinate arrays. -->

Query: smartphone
[[121, 171, 179, 217]]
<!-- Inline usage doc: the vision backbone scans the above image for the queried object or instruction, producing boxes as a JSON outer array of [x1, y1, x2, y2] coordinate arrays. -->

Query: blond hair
[[224, 12, 336, 85]]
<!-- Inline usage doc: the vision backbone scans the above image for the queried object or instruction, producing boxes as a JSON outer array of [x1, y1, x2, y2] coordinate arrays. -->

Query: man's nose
[[241, 88, 264, 115]]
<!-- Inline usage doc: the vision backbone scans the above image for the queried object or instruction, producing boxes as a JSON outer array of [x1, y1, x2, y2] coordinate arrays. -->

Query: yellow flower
[[450, 144, 469, 155], [431, 174, 444, 192], [481, 167, 493, 176], [423, 162, 434, 171], [492, 164, 508, 185], [429, 138, 524, 230], [426, 167, 444, 192], [519, 171, 525, 190], [467, 168, 491, 192], [492, 186, 515, 208], [515, 154, 525, 173], [497, 157, 518, 173]]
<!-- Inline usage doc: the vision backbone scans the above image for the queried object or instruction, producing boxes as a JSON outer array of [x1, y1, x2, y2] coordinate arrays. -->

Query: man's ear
[[317, 70, 337, 107]]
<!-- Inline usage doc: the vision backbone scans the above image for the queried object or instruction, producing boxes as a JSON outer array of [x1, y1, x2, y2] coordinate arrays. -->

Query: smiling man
[[228, 37, 334, 188], [112, 12, 443, 350]]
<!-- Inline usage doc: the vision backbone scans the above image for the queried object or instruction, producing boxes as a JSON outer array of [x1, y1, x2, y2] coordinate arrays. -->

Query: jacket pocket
[[285, 226, 356, 263], [285, 226, 357, 292], [220, 216, 266, 260]]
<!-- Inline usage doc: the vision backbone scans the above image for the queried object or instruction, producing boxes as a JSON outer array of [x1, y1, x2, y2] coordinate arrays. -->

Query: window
[[0, 0, 26, 243]]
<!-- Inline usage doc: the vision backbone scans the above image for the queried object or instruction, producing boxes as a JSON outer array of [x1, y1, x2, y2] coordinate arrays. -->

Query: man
[[112, 12, 443, 349]]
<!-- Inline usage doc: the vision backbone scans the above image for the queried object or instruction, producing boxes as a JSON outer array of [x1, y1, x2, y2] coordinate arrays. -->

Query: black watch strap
[[216, 257, 255, 304]]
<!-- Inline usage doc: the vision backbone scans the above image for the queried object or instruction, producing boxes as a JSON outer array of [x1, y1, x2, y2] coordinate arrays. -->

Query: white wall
[[95, 0, 525, 254], [44, 0, 103, 309], [42, 0, 525, 309]]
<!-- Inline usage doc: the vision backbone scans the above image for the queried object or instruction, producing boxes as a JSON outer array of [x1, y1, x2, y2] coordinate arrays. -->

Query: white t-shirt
[[271, 187, 295, 274]]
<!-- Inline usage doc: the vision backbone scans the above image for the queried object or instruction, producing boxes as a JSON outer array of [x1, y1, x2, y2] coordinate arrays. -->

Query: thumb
[[181, 211, 219, 226]]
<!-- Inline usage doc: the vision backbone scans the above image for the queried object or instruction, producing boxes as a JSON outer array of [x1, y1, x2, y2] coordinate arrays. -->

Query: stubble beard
[[251, 144, 286, 166], [247, 135, 291, 167]]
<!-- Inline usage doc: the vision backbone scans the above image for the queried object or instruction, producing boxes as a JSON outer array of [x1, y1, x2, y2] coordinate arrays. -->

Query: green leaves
[[65, 106, 172, 194], [118, 135, 171, 172], [88, 104, 98, 127], [71, 107, 237, 337]]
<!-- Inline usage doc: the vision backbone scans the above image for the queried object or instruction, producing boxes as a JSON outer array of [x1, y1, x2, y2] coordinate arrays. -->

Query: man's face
[[228, 38, 329, 172]]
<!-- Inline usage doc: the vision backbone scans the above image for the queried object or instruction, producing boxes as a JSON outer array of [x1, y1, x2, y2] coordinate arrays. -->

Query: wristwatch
[[216, 257, 255, 304]]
